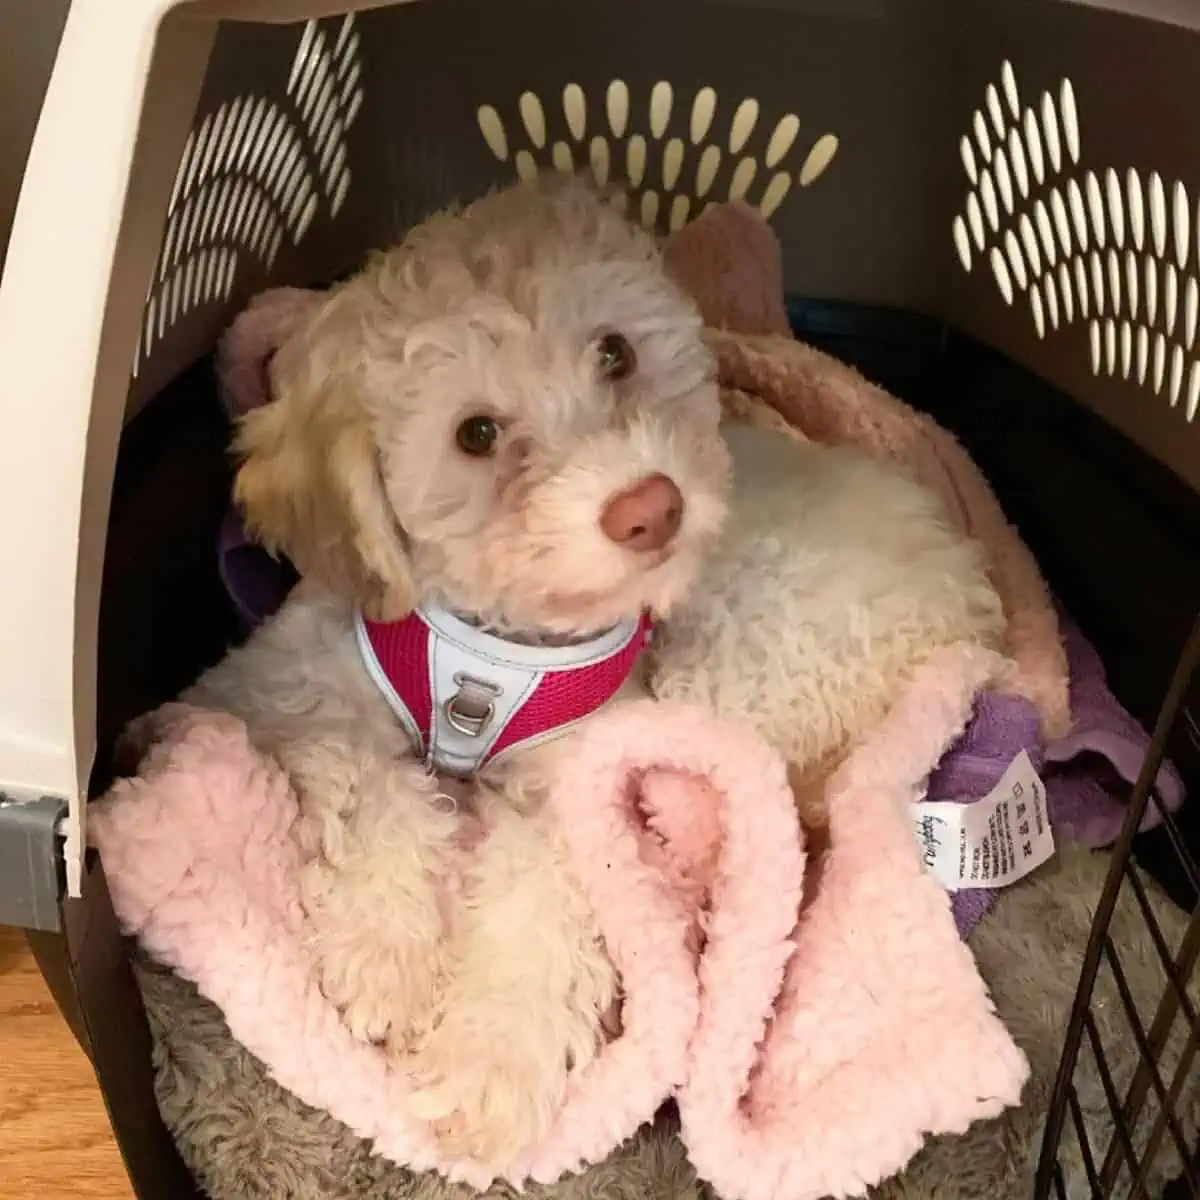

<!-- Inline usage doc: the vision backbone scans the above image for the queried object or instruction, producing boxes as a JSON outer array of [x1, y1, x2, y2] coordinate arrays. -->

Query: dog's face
[[235, 179, 729, 637]]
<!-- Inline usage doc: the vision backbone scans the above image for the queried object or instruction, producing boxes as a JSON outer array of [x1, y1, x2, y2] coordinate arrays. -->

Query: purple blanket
[[929, 617, 1185, 937]]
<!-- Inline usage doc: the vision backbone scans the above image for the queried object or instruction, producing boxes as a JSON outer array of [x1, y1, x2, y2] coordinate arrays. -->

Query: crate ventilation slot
[[134, 13, 364, 377], [476, 81, 839, 233], [954, 60, 1200, 424]]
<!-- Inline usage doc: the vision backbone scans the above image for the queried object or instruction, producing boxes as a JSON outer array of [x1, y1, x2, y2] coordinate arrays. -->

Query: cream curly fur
[[651, 422, 1007, 823], [177, 177, 730, 1172], [166, 176, 1004, 1172]]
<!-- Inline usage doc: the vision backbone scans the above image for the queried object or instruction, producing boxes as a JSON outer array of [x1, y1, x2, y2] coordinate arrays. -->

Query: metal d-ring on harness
[[443, 673, 503, 738]]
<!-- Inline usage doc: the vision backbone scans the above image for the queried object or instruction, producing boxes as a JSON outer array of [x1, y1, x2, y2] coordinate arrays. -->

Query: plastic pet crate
[[1, 0, 1199, 1196]]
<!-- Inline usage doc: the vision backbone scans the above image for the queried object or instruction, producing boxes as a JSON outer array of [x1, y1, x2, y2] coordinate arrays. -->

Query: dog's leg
[[285, 741, 461, 1053], [408, 798, 617, 1170]]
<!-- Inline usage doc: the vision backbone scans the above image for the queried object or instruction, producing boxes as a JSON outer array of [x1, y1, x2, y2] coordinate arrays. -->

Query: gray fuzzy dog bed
[[135, 845, 1197, 1200]]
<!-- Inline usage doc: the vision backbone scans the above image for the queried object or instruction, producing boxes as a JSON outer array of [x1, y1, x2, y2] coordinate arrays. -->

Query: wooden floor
[[0, 927, 133, 1199]]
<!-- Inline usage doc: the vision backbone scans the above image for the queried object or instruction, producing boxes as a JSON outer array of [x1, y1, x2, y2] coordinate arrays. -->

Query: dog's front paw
[[407, 1024, 562, 1171], [316, 928, 446, 1052], [299, 861, 446, 1052], [321, 960, 428, 1050]]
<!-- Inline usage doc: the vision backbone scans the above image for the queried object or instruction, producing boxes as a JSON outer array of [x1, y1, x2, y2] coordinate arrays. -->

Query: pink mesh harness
[[356, 601, 653, 778]]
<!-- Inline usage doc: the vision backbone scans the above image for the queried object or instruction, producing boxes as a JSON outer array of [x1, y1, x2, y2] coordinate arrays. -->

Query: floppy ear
[[231, 354, 416, 623], [216, 287, 325, 416]]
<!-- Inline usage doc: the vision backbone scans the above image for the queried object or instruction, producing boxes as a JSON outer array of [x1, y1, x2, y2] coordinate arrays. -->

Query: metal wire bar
[[1160, 1159, 1200, 1199], [1146, 796, 1200, 901], [1099, 902, 1200, 1191], [1129, 920, 1200, 1200], [1067, 1082, 1103, 1197], [1084, 1009, 1146, 1193], [1123, 862, 1199, 1026], [1053, 1160, 1069, 1200], [1035, 615, 1200, 1200], [1101, 935, 1195, 1166], [1162, 1161, 1200, 1200]]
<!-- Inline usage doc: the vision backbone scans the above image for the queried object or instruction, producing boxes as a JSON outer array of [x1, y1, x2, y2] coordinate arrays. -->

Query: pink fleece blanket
[[90, 641, 1027, 1200]]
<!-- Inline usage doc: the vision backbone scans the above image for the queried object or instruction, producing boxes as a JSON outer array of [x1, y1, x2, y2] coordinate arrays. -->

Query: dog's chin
[[528, 545, 703, 639], [434, 522, 718, 643]]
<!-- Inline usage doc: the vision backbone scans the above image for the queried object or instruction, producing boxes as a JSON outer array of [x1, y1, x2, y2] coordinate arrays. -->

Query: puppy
[[652, 421, 1007, 830], [179, 177, 730, 1170]]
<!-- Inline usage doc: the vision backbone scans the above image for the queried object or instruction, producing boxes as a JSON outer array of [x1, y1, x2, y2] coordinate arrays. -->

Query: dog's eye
[[596, 332, 637, 382], [455, 415, 500, 457]]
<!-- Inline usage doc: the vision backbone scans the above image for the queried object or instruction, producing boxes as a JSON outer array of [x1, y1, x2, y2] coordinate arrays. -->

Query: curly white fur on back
[[652, 423, 1007, 779]]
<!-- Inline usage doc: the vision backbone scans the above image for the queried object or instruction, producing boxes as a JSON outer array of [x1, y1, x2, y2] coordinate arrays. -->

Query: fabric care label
[[911, 751, 1055, 892]]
